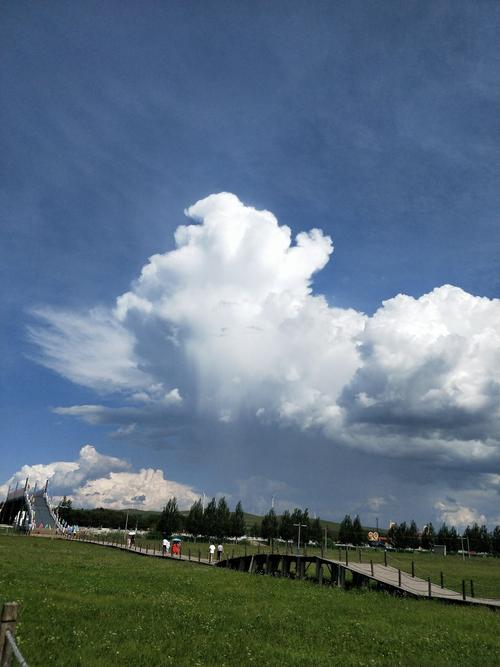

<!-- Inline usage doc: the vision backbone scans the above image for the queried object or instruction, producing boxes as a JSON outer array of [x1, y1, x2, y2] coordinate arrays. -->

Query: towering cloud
[[27, 193, 500, 521]]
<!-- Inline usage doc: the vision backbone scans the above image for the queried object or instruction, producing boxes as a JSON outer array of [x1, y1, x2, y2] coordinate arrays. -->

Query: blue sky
[[1, 2, 499, 528]]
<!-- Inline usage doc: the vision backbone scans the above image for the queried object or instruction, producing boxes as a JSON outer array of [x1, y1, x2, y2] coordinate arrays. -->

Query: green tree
[[261, 508, 279, 541], [290, 507, 310, 545], [491, 526, 500, 555], [250, 521, 260, 538], [302, 508, 311, 543], [449, 526, 460, 552], [421, 522, 435, 550], [352, 515, 364, 546], [338, 515, 354, 544], [157, 497, 182, 537], [57, 496, 73, 522], [216, 497, 231, 538], [203, 497, 218, 537], [464, 523, 490, 552], [310, 517, 323, 545], [230, 501, 246, 538], [279, 510, 294, 542], [387, 522, 397, 547], [437, 522, 450, 550], [397, 521, 409, 549], [185, 499, 204, 537], [408, 520, 419, 549]]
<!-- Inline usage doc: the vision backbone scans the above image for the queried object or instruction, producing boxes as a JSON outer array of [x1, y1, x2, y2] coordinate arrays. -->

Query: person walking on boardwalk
[[217, 543, 224, 561], [209, 542, 215, 563], [162, 537, 169, 556]]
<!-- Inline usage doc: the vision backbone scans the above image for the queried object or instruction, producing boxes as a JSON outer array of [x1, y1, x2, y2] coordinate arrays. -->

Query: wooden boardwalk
[[75, 537, 499, 610], [217, 552, 500, 609]]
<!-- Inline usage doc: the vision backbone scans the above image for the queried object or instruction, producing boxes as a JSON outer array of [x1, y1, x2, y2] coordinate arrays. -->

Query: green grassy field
[[91, 532, 500, 600], [1, 535, 499, 666]]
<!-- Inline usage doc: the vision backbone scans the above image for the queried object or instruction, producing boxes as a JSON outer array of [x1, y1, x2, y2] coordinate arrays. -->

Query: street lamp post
[[294, 523, 308, 555]]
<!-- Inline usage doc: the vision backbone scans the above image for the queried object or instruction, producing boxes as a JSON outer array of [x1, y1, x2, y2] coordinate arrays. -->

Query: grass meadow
[[93, 532, 500, 599], [1, 534, 499, 666]]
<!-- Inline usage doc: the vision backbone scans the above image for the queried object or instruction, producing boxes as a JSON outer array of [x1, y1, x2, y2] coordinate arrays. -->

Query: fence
[[0, 603, 28, 667]]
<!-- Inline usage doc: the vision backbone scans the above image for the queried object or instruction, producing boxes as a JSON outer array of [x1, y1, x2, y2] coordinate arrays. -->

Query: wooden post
[[440, 572, 444, 589], [384, 551, 387, 567], [462, 579, 466, 600], [370, 560, 374, 577], [0, 602, 18, 666], [345, 548, 349, 566], [411, 560, 415, 578], [428, 577, 432, 598], [470, 580, 475, 598], [198, 550, 201, 563], [316, 558, 323, 585], [398, 569, 401, 587], [358, 548, 361, 563]]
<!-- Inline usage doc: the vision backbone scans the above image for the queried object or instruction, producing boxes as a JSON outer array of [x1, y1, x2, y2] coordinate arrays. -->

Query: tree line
[[57, 497, 160, 531], [257, 507, 326, 545], [57, 495, 500, 554], [387, 520, 500, 554], [156, 497, 246, 539]]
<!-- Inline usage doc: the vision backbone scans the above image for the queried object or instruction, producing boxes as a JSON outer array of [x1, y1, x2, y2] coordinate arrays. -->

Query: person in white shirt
[[162, 537, 169, 556], [209, 543, 216, 563], [217, 543, 224, 561]]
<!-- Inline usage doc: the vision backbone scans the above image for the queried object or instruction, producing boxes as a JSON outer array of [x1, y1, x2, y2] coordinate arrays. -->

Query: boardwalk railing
[[0, 603, 29, 667]]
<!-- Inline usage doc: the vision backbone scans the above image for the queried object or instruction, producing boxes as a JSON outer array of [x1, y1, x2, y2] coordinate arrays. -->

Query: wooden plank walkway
[[74, 538, 499, 610], [77, 536, 214, 566], [327, 558, 500, 609]]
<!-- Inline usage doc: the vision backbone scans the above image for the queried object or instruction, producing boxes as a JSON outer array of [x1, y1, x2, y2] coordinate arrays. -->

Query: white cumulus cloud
[[27, 193, 500, 521], [435, 500, 487, 529], [0, 445, 199, 511]]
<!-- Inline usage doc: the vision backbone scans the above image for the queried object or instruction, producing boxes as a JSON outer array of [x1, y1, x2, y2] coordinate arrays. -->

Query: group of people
[[208, 542, 224, 563], [160, 538, 224, 563], [162, 537, 181, 556]]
